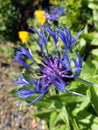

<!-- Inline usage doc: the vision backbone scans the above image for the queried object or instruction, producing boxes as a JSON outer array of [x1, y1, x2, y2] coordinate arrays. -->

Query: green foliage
[[0, 0, 40, 42], [2, 0, 98, 129], [88, 0, 98, 30]]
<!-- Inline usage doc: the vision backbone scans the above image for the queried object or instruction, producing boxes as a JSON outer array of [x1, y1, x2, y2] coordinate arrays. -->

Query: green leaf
[[91, 34, 98, 46], [34, 110, 51, 123], [82, 33, 96, 42], [89, 87, 98, 115], [55, 125, 67, 130], [49, 112, 58, 129], [91, 49, 98, 56], [49, 106, 71, 130], [72, 98, 90, 116], [93, 9, 98, 30], [71, 119, 80, 130], [88, 1, 98, 10], [58, 106, 71, 130], [48, 93, 85, 105]]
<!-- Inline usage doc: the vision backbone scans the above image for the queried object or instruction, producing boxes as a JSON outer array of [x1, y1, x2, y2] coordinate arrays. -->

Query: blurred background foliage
[[1, 0, 98, 130]]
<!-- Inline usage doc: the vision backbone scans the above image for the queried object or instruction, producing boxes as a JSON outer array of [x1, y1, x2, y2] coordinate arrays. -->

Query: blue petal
[[62, 51, 70, 69], [53, 77, 66, 92], [14, 57, 32, 70], [46, 26, 58, 44], [40, 78, 45, 92], [40, 27, 47, 46], [57, 27, 71, 50], [12, 77, 30, 86], [64, 26, 72, 48], [14, 46, 39, 69], [72, 30, 83, 45], [32, 35, 43, 51], [65, 89, 84, 96], [57, 27, 82, 51], [29, 27, 48, 54], [17, 88, 35, 99], [77, 77, 98, 88], [57, 52, 70, 70], [30, 26, 47, 46], [27, 93, 45, 106], [57, 7, 65, 16], [46, 6, 65, 21], [29, 27, 40, 36], [72, 53, 83, 77], [20, 47, 35, 62]]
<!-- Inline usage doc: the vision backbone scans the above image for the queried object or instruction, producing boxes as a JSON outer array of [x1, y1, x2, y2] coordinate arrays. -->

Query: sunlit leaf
[[88, 87, 98, 115]]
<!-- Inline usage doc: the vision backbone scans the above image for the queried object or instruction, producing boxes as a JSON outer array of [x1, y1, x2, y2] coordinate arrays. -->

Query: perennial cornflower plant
[[13, 25, 96, 107]]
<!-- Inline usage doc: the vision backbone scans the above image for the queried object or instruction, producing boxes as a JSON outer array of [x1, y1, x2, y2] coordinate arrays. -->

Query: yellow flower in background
[[18, 31, 29, 44], [34, 10, 46, 25]]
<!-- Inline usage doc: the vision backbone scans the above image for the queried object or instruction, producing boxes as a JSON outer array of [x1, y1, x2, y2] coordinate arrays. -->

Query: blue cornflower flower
[[45, 6, 65, 22], [13, 26, 95, 106]]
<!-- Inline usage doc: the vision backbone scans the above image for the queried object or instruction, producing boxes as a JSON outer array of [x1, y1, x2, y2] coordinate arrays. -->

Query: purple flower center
[[41, 57, 60, 76], [39, 56, 73, 86]]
